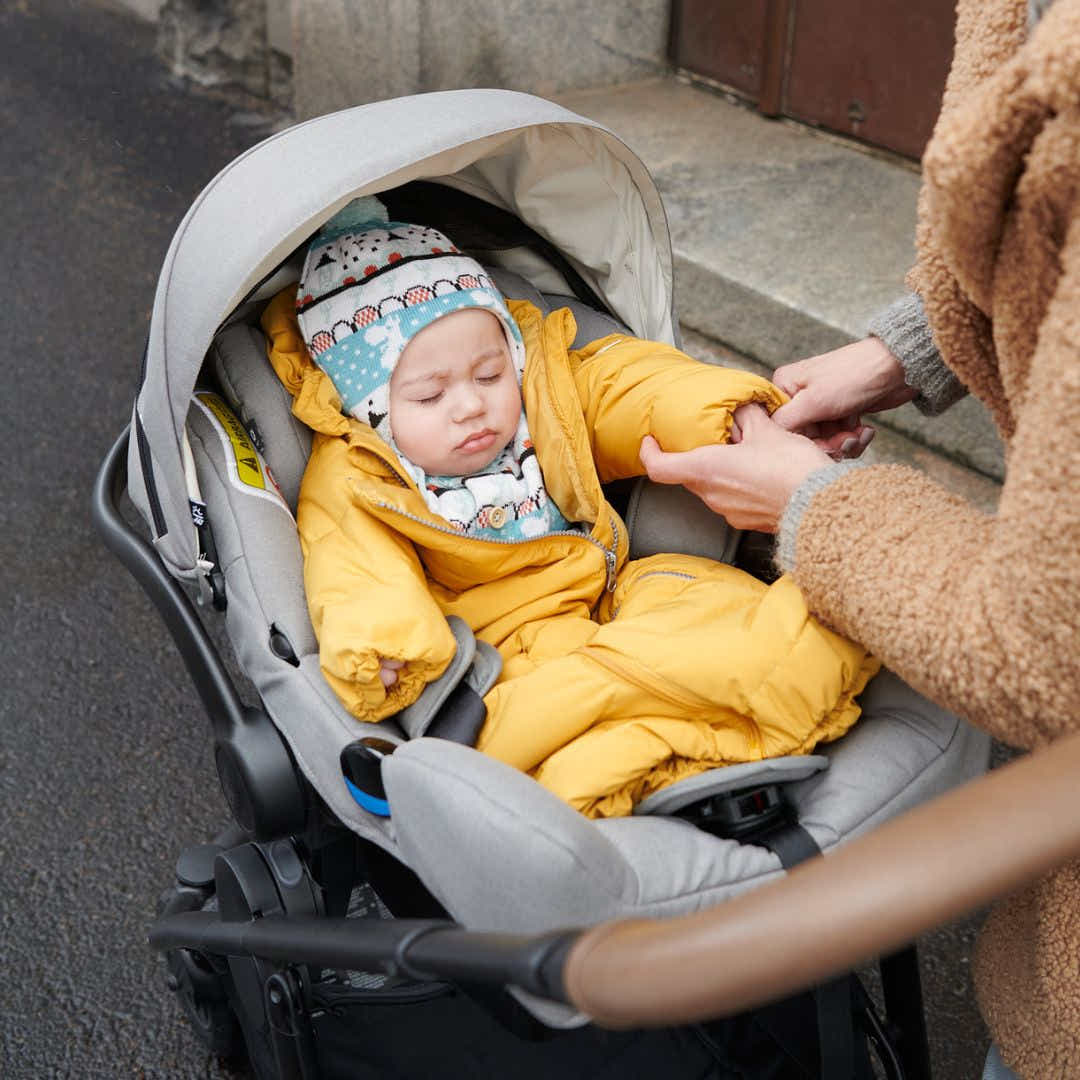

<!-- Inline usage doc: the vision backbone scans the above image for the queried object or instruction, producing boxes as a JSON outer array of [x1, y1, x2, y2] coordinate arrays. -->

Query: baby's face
[[389, 308, 522, 476]]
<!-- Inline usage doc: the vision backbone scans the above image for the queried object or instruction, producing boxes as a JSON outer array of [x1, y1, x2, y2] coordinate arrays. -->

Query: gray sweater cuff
[[866, 293, 967, 416], [775, 460, 867, 574]]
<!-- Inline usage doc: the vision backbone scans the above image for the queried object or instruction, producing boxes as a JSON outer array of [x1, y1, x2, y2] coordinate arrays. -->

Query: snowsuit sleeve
[[299, 434, 458, 722], [568, 334, 787, 483]]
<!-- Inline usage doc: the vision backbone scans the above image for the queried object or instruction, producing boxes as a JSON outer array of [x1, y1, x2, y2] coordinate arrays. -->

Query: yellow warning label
[[196, 393, 265, 490]]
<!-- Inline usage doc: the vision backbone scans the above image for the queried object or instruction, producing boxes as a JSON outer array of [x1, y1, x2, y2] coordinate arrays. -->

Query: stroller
[[92, 89, 995, 1079]]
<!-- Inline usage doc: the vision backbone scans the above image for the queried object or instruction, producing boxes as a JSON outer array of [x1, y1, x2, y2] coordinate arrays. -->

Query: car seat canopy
[[131, 89, 676, 577]]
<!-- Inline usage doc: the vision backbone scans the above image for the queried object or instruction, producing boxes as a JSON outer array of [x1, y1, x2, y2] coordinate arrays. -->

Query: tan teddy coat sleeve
[[788, 3, 1080, 1073], [791, 0, 1080, 751]]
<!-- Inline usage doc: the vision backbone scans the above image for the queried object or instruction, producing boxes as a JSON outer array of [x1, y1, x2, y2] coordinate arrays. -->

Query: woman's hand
[[639, 405, 832, 533], [379, 659, 404, 688], [771, 338, 915, 457]]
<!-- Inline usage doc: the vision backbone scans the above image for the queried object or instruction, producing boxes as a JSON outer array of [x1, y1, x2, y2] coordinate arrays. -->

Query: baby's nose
[[452, 384, 485, 419]]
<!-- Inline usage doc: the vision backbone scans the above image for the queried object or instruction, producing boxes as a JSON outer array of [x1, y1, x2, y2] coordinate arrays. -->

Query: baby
[[267, 195, 878, 817], [376, 306, 531, 687]]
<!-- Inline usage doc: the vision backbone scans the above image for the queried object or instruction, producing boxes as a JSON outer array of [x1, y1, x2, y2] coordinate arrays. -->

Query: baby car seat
[[95, 252, 988, 1079], [94, 93, 992, 1075]]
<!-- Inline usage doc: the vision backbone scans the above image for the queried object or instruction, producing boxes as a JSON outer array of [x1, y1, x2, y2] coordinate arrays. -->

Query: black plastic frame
[[92, 429, 246, 737], [150, 910, 576, 1004], [91, 429, 308, 840]]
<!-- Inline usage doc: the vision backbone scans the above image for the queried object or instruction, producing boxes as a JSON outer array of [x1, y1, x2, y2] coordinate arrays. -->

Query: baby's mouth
[[456, 429, 497, 453]]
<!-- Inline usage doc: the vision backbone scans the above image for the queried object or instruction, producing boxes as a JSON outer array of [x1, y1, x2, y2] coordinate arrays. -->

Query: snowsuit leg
[[478, 554, 878, 817]]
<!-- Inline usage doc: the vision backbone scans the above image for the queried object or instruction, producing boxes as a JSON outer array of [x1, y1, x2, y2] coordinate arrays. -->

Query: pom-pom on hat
[[295, 195, 524, 440]]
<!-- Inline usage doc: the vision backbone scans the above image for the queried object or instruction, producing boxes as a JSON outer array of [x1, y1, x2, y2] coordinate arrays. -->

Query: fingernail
[[858, 428, 875, 448], [840, 438, 858, 455]]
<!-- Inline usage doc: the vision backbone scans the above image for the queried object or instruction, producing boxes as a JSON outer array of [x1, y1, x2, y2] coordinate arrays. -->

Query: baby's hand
[[379, 659, 404, 688]]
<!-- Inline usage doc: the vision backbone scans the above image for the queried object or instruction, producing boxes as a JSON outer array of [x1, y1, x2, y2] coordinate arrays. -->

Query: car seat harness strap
[[181, 427, 226, 610], [679, 785, 892, 1079]]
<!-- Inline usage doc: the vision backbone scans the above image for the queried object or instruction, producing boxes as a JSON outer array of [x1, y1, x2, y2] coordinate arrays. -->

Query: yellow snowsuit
[[263, 289, 880, 817]]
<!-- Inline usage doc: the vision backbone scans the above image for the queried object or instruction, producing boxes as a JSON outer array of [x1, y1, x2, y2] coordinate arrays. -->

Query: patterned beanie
[[294, 196, 576, 541], [295, 195, 526, 442]]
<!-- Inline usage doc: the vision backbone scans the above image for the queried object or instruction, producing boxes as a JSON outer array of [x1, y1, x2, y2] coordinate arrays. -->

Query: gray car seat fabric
[[486, 266, 628, 348], [384, 669, 988, 935], [634, 755, 829, 815], [209, 323, 312, 513], [384, 669, 989, 1026], [184, 289, 991, 1023], [625, 479, 742, 564], [185, 391, 402, 850]]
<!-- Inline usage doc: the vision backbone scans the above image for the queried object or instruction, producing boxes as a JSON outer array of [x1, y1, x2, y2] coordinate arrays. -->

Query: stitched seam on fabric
[[609, 569, 696, 620], [578, 645, 719, 716]]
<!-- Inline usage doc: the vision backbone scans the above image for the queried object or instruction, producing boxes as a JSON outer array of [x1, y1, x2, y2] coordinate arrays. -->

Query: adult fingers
[[639, 436, 711, 487], [805, 415, 862, 448], [817, 424, 875, 458], [771, 362, 808, 397], [770, 391, 830, 433], [729, 403, 776, 445]]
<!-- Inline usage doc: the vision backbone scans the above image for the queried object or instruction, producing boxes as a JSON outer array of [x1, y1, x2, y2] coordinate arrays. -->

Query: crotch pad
[[396, 616, 502, 740]]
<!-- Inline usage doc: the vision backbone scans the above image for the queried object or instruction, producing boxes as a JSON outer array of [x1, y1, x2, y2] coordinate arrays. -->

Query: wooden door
[[669, 0, 956, 159]]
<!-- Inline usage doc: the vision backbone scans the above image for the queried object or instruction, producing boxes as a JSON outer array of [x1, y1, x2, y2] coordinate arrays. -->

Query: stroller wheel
[[165, 946, 244, 1060], [156, 836, 250, 1065]]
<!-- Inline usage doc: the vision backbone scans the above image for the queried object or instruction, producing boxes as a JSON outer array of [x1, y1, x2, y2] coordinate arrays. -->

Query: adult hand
[[639, 405, 832, 533], [771, 338, 915, 457]]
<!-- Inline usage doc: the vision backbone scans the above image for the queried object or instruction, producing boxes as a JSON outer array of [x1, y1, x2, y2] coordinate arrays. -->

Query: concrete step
[[555, 77, 1005, 490]]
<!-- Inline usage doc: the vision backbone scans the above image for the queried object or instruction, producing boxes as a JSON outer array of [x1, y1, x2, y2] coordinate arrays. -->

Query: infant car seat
[[94, 90, 992, 1079]]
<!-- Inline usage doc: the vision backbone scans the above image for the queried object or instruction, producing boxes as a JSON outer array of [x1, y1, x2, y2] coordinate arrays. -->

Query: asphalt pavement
[[0, 1, 274, 1074], [0, 2, 994, 1077]]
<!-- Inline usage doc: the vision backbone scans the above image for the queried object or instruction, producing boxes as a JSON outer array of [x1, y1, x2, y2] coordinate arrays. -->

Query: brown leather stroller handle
[[563, 730, 1080, 1027]]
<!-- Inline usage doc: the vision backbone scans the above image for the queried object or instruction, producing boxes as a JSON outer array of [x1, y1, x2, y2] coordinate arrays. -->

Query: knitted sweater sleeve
[[776, 240, 1080, 748], [866, 293, 968, 415], [775, 293, 965, 572]]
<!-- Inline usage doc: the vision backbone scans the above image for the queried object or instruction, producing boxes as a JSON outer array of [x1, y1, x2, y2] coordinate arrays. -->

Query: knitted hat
[[295, 196, 525, 440]]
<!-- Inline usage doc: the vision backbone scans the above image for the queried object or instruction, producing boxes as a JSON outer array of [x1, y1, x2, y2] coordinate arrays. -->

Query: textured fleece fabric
[[786, 1, 1080, 1073]]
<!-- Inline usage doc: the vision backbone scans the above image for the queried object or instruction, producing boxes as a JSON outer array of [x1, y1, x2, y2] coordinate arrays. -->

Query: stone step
[[555, 77, 1005, 488]]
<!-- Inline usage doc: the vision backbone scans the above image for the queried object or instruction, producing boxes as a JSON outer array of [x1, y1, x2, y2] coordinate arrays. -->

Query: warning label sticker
[[197, 392, 265, 489], [192, 393, 293, 518]]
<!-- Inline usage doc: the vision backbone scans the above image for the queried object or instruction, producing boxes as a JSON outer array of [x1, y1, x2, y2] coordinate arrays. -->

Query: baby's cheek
[[389, 404, 422, 458]]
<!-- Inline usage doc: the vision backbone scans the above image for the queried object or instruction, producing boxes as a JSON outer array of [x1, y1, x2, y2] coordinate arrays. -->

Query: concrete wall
[[291, 0, 671, 118], [113, 0, 671, 119], [151, 0, 292, 105], [115, 0, 165, 19]]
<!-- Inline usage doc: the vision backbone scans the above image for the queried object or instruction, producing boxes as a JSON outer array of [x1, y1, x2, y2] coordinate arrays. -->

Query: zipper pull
[[605, 547, 618, 592]]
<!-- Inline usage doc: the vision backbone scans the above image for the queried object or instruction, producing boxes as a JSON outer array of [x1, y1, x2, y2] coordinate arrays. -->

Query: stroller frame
[[94, 429, 929, 1079]]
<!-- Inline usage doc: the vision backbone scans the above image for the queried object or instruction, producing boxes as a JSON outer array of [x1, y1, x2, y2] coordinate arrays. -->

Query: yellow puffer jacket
[[263, 289, 880, 817]]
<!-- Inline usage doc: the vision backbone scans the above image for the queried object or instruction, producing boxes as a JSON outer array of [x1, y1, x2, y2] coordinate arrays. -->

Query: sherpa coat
[[786, 1, 1080, 1073], [263, 289, 879, 819]]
